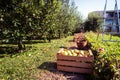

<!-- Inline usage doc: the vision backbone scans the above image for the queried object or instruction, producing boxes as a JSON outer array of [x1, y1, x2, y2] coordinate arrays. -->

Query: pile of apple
[[58, 48, 90, 57]]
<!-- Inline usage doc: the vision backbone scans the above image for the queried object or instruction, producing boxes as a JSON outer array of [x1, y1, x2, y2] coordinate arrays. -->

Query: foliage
[[0, 0, 83, 51], [0, 0, 41, 51], [84, 12, 103, 32], [55, 0, 83, 38], [85, 32, 120, 80]]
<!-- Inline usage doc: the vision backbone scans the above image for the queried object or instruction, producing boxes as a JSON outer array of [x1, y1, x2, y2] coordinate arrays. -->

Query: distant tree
[[68, 0, 83, 34], [84, 12, 103, 32], [43, 0, 62, 42], [0, 0, 83, 52], [56, 0, 83, 38], [0, 0, 43, 51]]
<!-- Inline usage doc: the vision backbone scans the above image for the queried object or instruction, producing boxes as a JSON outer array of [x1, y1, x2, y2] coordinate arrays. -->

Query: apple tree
[[0, 0, 42, 51], [84, 12, 102, 32]]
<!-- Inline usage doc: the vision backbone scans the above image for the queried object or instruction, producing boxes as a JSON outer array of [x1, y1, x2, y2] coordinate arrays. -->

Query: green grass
[[0, 36, 73, 80]]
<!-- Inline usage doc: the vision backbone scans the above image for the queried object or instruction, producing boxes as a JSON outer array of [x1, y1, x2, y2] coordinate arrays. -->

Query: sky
[[73, 0, 120, 19]]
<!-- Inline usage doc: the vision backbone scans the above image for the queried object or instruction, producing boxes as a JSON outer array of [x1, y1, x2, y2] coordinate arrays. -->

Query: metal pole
[[102, 0, 107, 41], [115, 0, 120, 33]]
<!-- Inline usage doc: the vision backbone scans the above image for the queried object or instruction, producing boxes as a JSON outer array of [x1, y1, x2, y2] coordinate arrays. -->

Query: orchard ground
[[0, 32, 120, 80]]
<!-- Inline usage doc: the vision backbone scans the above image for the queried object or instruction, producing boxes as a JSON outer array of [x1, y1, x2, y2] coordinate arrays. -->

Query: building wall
[[89, 10, 120, 32]]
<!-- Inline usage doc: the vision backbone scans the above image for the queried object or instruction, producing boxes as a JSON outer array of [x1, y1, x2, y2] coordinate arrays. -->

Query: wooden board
[[57, 54, 94, 62], [57, 66, 92, 74], [57, 60, 93, 68]]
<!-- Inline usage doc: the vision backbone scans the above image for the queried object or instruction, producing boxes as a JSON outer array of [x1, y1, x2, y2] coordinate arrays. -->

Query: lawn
[[0, 37, 73, 80]]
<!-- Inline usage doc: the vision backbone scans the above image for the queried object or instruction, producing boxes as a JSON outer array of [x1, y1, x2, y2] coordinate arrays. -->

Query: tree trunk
[[47, 36, 51, 42], [58, 30, 61, 39], [18, 37, 23, 52]]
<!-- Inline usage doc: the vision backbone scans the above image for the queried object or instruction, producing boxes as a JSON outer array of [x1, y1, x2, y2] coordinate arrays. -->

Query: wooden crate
[[56, 50, 94, 74]]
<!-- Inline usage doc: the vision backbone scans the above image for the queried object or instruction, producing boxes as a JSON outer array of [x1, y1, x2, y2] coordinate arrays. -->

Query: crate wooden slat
[[57, 55, 94, 62], [57, 60, 93, 68], [56, 49, 94, 74], [57, 66, 92, 74]]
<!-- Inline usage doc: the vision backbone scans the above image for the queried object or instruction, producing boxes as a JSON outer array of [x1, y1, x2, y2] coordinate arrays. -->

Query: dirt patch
[[38, 71, 90, 80], [38, 62, 91, 80]]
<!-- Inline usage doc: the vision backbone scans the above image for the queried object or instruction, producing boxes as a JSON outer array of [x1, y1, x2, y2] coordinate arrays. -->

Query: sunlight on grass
[[0, 36, 73, 79]]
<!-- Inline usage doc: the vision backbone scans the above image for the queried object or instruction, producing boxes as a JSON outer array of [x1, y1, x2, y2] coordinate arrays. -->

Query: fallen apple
[[98, 48, 104, 52], [62, 51, 68, 55]]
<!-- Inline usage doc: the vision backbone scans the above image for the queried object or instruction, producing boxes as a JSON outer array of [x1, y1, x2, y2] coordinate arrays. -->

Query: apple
[[72, 52, 77, 56], [67, 50, 72, 56], [98, 48, 104, 52], [71, 50, 75, 53], [64, 51, 69, 55], [80, 50, 84, 55], [74, 49, 80, 54], [78, 54, 83, 57], [84, 51, 89, 56], [62, 51, 68, 55]]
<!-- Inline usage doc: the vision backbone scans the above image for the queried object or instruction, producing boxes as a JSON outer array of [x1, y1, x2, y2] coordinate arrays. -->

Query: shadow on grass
[[1, 40, 48, 45], [0, 46, 32, 58], [0, 46, 17, 57], [38, 61, 91, 80], [23, 40, 49, 44], [38, 62, 57, 72]]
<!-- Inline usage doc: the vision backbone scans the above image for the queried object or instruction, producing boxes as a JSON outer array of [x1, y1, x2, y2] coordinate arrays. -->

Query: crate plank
[[57, 66, 92, 74], [57, 54, 94, 62], [57, 60, 93, 68]]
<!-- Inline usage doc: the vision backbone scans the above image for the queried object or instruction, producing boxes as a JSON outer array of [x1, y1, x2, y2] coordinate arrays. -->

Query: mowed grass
[[0, 37, 73, 80]]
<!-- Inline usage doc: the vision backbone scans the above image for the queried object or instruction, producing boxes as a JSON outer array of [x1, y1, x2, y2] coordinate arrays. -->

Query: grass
[[0, 36, 73, 80]]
